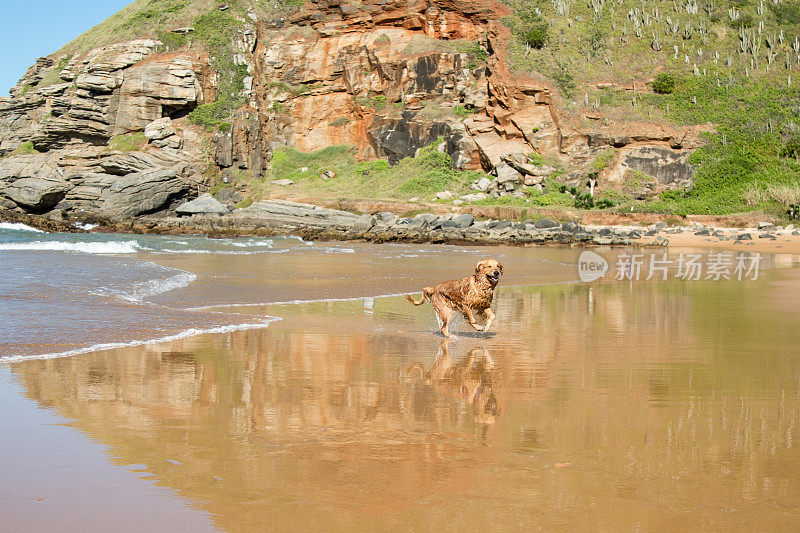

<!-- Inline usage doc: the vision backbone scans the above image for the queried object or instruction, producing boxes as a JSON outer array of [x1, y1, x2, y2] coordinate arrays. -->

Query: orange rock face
[[216, 0, 710, 189]]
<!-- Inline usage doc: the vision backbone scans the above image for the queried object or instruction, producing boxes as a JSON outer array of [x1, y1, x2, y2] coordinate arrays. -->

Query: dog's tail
[[406, 287, 432, 306]]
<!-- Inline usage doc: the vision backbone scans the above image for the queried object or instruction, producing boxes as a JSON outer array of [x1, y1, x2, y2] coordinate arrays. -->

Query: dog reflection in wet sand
[[406, 259, 503, 338], [404, 343, 500, 424]]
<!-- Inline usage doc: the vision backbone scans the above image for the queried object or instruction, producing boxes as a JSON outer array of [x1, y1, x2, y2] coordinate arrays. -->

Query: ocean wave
[[0, 240, 141, 254], [0, 317, 281, 364], [98, 270, 198, 302], [0, 222, 44, 233]]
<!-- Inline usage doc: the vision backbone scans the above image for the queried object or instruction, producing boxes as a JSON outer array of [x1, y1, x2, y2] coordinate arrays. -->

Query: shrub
[[521, 23, 548, 49], [652, 73, 676, 94]]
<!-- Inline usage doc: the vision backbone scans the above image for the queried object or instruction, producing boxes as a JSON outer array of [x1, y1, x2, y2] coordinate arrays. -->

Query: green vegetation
[[591, 148, 618, 172], [330, 117, 352, 127], [244, 142, 488, 201], [651, 73, 675, 94], [187, 9, 249, 129], [355, 94, 387, 112], [9, 141, 40, 156], [108, 132, 147, 152], [208, 182, 230, 196], [503, 0, 800, 218], [55, 0, 304, 57], [505, 8, 549, 49]]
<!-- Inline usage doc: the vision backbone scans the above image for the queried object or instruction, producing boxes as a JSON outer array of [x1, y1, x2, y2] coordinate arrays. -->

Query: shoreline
[[3, 201, 800, 254]]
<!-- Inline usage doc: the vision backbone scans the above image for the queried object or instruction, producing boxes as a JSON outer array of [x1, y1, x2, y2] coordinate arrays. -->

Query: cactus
[[674, 44, 679, 59], [553, 0, 572, 16], [757, 0, 764, 15], [652, 30, 663, 51], [683, 23, 693, 40], [704, 0, 715, 16], [729, 6, 740, 21]]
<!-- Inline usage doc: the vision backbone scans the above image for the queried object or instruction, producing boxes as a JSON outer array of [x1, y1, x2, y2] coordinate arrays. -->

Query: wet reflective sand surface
[[4, 246, 800, 531]]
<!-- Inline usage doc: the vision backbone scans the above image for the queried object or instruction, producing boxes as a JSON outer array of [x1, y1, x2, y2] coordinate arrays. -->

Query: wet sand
[[3, 248, 800, 531]]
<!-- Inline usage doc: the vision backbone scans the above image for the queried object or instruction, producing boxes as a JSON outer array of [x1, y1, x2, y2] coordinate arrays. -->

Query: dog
[[406, 259, 503, 338]]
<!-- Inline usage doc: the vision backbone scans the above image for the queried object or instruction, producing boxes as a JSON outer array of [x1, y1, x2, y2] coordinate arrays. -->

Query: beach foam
[[0, 240, 141, 254], [0, 317, 281, 364], [97, 270, 198, 302], [0, 222, 44, 233]]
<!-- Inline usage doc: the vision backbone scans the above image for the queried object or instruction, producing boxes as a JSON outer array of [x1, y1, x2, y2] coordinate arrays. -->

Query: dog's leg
[[465, 308, 484, 331], [481, 308, 496, 332], [431, 295, 455, 338]]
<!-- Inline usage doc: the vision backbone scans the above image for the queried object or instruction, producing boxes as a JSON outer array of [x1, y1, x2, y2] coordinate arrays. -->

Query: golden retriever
[[406, 259, 503, 338]]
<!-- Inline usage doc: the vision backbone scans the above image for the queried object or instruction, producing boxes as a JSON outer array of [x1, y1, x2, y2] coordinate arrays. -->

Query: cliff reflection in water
[[13, 275, 800, 530]]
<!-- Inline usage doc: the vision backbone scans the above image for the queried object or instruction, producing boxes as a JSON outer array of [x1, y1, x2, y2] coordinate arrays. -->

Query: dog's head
[[475, 259, 503, 286]]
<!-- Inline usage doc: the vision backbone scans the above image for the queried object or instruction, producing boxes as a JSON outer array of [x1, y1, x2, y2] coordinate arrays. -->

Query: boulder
[[472, 177, 492, 192], [460, 192, 487, 202], [272, 179, 294, 186], [451, 213, 475, 228], [494, 162, 521, 185], [175, 193, 230, 215], [144, 117, 175, 141], [100, 168, 188, 218], [3, 177, 72, 212], [534, 218, 559, 229], [351, 213, 375, 232]]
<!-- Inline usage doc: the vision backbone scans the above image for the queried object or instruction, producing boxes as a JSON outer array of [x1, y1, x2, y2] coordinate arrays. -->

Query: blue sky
[[0, 0, 131, 96]]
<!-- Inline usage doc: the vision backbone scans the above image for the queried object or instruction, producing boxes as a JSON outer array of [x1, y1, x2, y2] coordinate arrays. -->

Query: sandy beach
[[2, 234, 800, 530]]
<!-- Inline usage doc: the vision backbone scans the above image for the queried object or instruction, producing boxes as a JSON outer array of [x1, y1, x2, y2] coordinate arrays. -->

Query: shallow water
[[2, 232, 800, 530]]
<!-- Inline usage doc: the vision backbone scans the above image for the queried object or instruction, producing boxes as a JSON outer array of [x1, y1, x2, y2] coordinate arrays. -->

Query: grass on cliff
[[504, 0, 800, 218], [54, 0, 302, 57], [245, 144, 488, 202]]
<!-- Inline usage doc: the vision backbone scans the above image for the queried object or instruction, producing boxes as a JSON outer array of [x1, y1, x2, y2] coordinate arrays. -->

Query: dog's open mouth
[[486, 272, 500, 283]]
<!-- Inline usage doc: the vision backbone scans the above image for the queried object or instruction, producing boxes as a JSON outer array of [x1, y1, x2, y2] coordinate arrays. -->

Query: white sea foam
[[99, 270, 198, 302], [185, 292, 412, 312], [74, 223, 99, 231], [0, 317, 281, 364], [157, 248, 289, 255], [0, 222, 44, 233], [229, 239, 275, 248], [317, 247, 356, 254], [0, 240, 141, 254]]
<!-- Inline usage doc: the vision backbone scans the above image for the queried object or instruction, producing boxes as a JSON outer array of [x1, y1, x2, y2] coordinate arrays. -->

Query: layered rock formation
[[0, 40, 213, 218], [0, 0, 711, 222]]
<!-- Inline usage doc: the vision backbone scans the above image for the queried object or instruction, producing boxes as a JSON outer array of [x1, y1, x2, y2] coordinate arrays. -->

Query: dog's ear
[[474, 259, 489, 273], [498, 262, 503, 274]]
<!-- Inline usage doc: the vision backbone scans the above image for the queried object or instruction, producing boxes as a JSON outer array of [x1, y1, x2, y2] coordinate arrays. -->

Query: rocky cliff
[[0, 0, 711, 222]]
